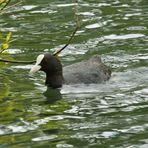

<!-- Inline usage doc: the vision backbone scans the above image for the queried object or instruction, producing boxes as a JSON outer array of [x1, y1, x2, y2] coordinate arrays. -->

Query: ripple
[[56, 3, 77, 7], [100, 131, 118, 138], [12, 64, 32, 70], [104, 34, 145, 40], [34, 115, 85, 126], [32, 135, 57, 142], [125, 12, 141, 17], [71, 130, 119, 140], [85, 23, 103, 29], [64, 105, 79, 114], [56, 144, 74, 148], [79, 12, 95, 16], [126, 26, 147, 31], [118, 125, 147, 134], [6, 48, 22, 54], [134, 88, 148, 95], [0, 123, 38, 135], [30, 9, 57, 14], [0, 27, 18, 32], [22, 5, 37, 10], [61, 84, 109, 94]]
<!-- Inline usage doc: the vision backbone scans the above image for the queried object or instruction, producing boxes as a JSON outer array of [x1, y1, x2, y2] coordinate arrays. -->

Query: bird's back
[[63, 55, 111, 84]]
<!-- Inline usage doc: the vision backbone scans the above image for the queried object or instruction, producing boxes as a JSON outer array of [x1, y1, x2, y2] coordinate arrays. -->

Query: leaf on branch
[[0, 32, 12, 53], [2, 43, 9, 50], [0, 0, 11, 11], [6, 32, 12, 42]]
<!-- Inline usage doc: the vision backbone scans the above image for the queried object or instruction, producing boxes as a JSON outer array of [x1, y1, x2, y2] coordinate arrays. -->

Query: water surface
[[0, 0, 148, 147]]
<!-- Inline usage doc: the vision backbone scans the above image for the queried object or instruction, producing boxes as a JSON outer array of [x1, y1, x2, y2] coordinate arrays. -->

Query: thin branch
[[73, 1, 80, 28], [0, 0, 22, 13], [53, 26, 79, 56], [0, 58, 35, 64], [0, 0, 80, 64], [53, 0, 80, 56], [0, 48, 5, 54]]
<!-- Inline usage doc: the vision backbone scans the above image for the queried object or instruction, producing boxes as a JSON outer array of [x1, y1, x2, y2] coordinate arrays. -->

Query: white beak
[[30, 64, 41, 74]]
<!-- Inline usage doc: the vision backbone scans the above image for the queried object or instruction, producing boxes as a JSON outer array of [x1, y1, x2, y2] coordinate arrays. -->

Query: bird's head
[[30, 53, 63, 88]]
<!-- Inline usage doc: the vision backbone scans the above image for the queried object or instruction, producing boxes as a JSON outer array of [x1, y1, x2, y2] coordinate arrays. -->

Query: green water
[[0, 0, 148, 147]]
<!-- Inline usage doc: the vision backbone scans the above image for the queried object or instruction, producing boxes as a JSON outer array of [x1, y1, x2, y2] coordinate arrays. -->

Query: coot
[[30, 53, 111, 88]]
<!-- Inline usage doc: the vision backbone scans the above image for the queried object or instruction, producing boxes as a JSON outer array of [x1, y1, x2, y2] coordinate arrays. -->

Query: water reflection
[[43, 87, 62, 104]]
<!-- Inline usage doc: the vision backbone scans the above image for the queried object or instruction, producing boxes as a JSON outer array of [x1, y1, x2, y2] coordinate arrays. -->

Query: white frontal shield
[[29, 54, 44, 74]]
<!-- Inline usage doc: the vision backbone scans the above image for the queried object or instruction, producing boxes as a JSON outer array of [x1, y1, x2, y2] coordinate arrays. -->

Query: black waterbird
[[30, 53, 111, 88]]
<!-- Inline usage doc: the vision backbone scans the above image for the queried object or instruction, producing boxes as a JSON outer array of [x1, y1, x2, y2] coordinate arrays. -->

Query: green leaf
[[6, 32, 12, 42], [0, 32, 12, 52], [0, 0, 11, 11], [2, 43, 9, 49]]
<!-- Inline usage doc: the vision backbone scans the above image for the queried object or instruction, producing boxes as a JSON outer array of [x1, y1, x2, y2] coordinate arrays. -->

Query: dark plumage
[[63, 55, 111, 84], [30, 53, 111, 88]]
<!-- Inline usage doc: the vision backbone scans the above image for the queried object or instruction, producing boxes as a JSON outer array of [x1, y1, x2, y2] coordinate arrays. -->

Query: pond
[[0, 0, 148, 147]]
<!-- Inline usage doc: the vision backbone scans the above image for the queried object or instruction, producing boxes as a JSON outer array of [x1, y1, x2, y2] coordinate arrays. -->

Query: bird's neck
[[45, 71, 63, 88]]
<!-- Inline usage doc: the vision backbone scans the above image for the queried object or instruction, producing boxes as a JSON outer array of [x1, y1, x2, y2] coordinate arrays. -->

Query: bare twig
[[53, 0, 80, 56], [0, 0, 80, 64], [0, 48, 5, 54], [0, 0, 22, 14], [53, 26, 79, 56], [0, 58, 35, 64]]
